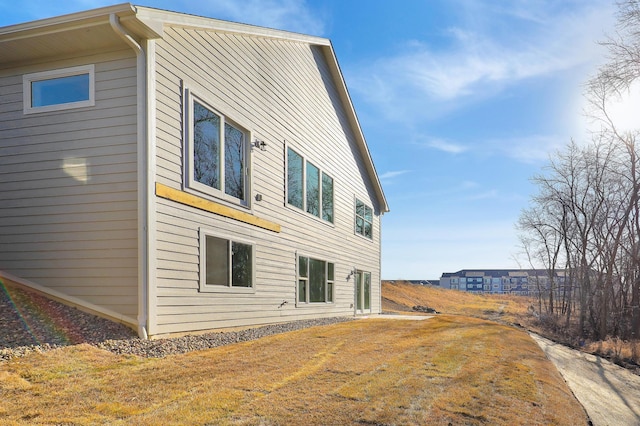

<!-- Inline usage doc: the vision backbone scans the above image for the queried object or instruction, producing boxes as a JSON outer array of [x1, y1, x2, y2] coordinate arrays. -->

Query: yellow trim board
[[156, 183, 281, 233]]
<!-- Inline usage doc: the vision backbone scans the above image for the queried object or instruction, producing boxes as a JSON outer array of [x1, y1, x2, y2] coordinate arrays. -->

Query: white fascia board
[[133, 5, 331, 46]]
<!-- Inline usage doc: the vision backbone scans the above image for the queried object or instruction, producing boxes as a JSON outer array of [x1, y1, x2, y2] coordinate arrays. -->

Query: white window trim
[[295, 252, 335, 306], [285, 144, 335, 225], [354, 197, 374, 240], [198, 228, 256, 294], [184, 88, 252, 208], [23, 65, 95, 114]]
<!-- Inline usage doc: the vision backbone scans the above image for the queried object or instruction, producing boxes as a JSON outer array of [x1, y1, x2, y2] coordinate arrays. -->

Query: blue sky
[[1, 1, 621, 279]]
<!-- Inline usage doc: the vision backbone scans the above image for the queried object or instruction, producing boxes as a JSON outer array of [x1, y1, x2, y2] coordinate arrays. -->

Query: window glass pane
[[298, 256, 308, 278], [231, 242, 252, 287], [31, 73, 90, 107], [298, 279, 307, 303], [306, 162, 320, 217], [364, 205, 373, 222], [193, 102, 221, 190], [327, 262, 334, 281], [309, 258, 326, 302], [364, 273, 371, 309], [322, 172, 334, 223], [287, 148, 303, 209], [327, 282, 333, 303], [355, 199, 373, 239], [224, 123, 245, 200], [364, 221, 373, 239], [206, 236, 228, 286]]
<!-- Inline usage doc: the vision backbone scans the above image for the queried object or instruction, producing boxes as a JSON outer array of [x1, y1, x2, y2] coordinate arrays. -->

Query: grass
[[386, 281, 640, 372], [0, 311, 587, 425], [383, 280, 534, 324], [584, 336, 640, 368]]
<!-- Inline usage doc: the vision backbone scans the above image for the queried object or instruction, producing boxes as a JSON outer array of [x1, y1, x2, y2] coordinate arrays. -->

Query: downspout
[[110, 13, 149, 339], [379, 216, 383, 314]]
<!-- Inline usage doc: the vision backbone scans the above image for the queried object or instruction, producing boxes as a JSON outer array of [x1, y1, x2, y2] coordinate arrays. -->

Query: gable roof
[[0, 3, 389, 214]]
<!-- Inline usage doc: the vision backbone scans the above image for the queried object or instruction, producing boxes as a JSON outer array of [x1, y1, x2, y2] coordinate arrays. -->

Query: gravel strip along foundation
[[0, 284, 353, 361]]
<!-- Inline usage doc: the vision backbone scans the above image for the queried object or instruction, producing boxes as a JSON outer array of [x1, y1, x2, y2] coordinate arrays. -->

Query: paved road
[[531, 333, 640, 426]]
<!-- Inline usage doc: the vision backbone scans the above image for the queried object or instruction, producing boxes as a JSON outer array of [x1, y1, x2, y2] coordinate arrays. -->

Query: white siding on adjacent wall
[[0, 50, 139, 320], [151, 27, 382, 335]]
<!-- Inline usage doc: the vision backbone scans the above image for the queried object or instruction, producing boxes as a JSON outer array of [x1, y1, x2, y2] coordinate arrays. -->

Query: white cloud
[[380, 170, 411, 181], [465, 189, 499, 201], [489, 134, 567, 164], [348, 1, 615, 122], [460, 180, 479, 189], [425, 138, 468, 154], [421, 133, 566, 164]]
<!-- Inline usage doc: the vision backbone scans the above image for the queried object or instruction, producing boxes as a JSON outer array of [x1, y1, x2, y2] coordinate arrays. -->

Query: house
[[0, 4, 388, 338]]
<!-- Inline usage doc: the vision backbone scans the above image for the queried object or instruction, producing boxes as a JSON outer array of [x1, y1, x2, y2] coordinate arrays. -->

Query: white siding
[[0, 50, 139, 319], [151, 27, 382, 335]]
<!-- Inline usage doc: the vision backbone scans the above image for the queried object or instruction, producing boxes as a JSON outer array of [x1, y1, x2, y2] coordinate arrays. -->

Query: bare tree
[[519, 1, 640, 340]]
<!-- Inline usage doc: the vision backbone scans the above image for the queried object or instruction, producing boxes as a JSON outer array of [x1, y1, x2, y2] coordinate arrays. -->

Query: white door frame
[[354, 270, 372, 315]]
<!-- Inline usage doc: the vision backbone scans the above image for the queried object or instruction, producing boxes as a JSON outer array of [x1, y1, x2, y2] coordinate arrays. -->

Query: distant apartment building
[[440, 269, 567, 296]]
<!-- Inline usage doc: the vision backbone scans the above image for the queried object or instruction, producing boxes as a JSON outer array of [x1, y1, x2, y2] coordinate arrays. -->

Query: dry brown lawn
[[384, 281, 640, 370], [383, 280, 534, 324], [0, 313, 586, 425]]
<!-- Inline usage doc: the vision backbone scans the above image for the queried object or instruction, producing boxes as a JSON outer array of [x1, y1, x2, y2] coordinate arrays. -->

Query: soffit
[[0, 24, 123, 69]]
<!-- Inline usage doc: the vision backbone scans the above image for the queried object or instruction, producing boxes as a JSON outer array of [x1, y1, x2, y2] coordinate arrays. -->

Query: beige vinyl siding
[[0, 50, 139, 319], [152, 27, 381, 335]]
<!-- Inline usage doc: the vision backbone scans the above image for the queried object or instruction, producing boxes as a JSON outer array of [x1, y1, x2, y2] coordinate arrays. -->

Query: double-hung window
[[23, 65, 95, 114], [297, 255, 334, 304], [355, 199, 373, 239], [287, 147, 334, 223], [199, 229, 254, 293], [186, 92, 250, 206]]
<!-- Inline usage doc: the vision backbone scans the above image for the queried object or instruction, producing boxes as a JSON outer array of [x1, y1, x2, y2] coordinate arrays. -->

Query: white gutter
[[109, 13, 149, 339]]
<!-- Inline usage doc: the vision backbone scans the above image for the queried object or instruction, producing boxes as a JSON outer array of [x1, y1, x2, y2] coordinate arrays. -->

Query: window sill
[[285, 203, 336, 228], [199, 285, 256, 294], [185, 180, 250, 211], [295, 302, 335, 308], [354, 232, 374, 242]]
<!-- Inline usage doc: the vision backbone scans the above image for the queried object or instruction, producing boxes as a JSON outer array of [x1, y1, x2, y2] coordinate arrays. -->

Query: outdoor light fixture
[[348, 267, 357, 279], [253, 139, 267, 151]]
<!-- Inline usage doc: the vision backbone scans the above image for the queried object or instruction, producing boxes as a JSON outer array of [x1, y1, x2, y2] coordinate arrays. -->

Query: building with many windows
[[440, 269, 567, 296]]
